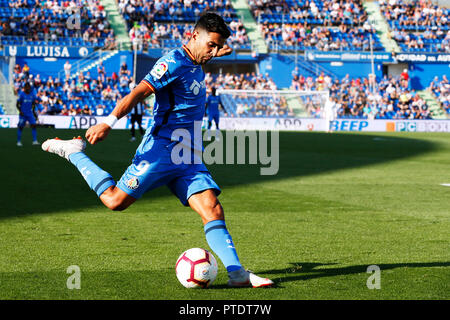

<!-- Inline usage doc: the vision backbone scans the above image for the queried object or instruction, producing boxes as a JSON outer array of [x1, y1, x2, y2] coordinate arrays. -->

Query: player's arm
[[216, 44, 233, 57], [86, 81, 154, 145], [16, 99, 23, 116], [32, 99, 38, 119]]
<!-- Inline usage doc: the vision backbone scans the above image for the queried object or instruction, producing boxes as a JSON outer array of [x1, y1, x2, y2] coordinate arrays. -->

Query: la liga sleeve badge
[[150, 61, 168, 80]]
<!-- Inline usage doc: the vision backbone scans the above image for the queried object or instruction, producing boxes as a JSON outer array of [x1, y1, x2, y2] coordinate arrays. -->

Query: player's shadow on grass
[[0, 129, 440, 219], [210, 131, 440, 187], [259, 261, 450, 285]]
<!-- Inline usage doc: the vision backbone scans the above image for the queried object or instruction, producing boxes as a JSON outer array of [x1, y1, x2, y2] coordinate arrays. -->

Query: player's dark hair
[[194, 12, 231, 39], [211, 87, 216, 96]]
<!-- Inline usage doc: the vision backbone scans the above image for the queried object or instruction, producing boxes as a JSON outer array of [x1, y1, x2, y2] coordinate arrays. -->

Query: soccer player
[[16, 82, 39, 146], [206, 86, 222, 131], [42, 13, 273, 288], [129, 100, 146, 142], [324, 96, 337, 133]]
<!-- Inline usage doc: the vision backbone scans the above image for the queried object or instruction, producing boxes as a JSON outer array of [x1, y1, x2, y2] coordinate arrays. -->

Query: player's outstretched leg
[[130, 120, 136, 141], [227, 268, 274, 288], [31, 124, 39, 145], [42, 137, 85, 160], [43, 137, 137, 211], [42, 137, 116, 198], [42, 137, 136, 211], [188, 190, 274, 288], [17, 119, 25, 146], [17, 127, 23, 147]]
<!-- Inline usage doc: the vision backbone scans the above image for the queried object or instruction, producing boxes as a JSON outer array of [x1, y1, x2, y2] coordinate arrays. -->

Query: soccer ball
[[175, 248, 218, 288]]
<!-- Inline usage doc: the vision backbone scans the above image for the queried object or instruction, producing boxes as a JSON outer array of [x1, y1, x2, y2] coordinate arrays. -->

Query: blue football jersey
[[18, 90, 36, 115], [206, 95, 220, 115], [142, 45, 206, 140]]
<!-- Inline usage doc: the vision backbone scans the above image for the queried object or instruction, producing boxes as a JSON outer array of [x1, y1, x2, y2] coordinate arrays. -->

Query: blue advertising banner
[[305, 51, 393, 62], [394, 53, 450, 63], [305, 50, 450, 64], [1, 45, 93, 58]]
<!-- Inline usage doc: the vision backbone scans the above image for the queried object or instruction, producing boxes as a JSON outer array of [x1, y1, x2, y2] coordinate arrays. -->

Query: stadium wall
[[408, 63, 450, 90], [1, 115, 449, 133], [315, 61, 383, 80]]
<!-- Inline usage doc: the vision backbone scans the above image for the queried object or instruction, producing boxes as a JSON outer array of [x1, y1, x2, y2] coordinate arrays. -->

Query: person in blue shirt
[[206, 86, 222, 131], [16, 82, 39, 146], [42, 13, 273, 288]]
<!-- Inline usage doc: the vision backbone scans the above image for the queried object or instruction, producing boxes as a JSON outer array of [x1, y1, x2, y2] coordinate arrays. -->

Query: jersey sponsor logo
[[150, 61, 168, 80], [126, 177, 140, 190]]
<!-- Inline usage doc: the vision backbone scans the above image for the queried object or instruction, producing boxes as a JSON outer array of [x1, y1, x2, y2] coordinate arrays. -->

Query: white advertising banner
[[1, 115, 450, 133]]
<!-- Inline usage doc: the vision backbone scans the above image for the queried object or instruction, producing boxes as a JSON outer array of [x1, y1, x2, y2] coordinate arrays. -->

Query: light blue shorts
[[116, 133, 221, 206]]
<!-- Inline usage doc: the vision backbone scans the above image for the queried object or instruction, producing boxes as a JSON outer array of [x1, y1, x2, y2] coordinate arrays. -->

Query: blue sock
[[32, 128, 37, 141], [17, 128, 22, 142], [204, 220, 242, 272], [68, 152, 116, 197]]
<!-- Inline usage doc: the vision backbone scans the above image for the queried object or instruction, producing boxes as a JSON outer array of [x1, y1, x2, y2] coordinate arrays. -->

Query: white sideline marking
[[440, 184, 450, 187], [372, 137, 400, 141]]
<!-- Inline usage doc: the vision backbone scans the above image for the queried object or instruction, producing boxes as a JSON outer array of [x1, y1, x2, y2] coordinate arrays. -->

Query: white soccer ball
[[175, 248, 218, 288]]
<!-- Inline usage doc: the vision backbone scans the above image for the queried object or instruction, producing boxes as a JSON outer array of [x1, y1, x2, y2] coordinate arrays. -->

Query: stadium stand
[[12, 62, 140, 116], [380, 0, 450, 53], [118, 0, 252, 51], [362, 0, 401, 53], [205, 71, 290, 117], [249, 0, 384, 51], [289, 71, 433, 119], [429, 75, 450, 115], [0, 0, 116, 49], [10, 56, 436, 120], [204, 68, 432, 120]]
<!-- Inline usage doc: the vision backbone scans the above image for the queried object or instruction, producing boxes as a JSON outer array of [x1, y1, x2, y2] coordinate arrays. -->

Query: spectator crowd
[[13, 60, 447, 121], [291, 70, 434, 120], [13, 62, 135, 117], [429, 75, 449, 115], [0, 0, 116, 48], [248, 0, 383, 51], [249, 0, 369, 26], [118, 0, 251, 51], [381, 0, 450, 53]]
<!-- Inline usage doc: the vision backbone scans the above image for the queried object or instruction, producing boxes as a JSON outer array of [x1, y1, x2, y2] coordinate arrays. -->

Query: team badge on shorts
[[126, 177, 139, 190], [150, 61, 168, 80]]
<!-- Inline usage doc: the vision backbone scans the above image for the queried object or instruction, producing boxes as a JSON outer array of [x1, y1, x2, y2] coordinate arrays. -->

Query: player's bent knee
[[106, 200, 122, 211], [205, 202, 224, 222], [105, 198, 132, 211], [100, 187, 135, 212]]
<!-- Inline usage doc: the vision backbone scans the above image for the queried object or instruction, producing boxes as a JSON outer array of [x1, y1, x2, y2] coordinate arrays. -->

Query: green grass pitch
[[0, 128, 449, 300]]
